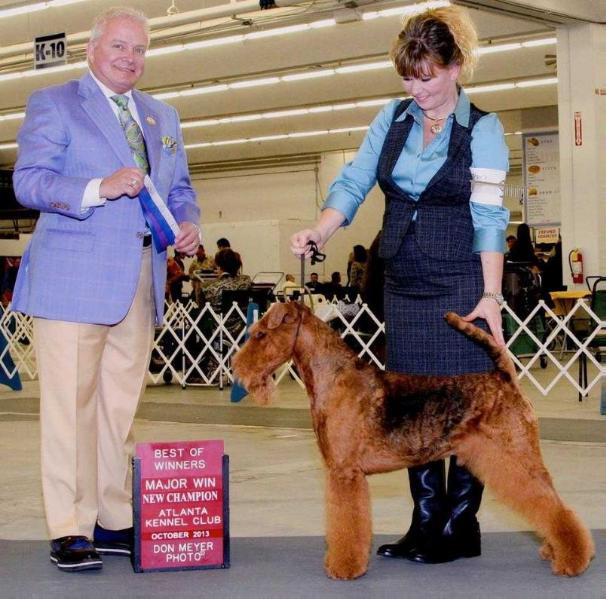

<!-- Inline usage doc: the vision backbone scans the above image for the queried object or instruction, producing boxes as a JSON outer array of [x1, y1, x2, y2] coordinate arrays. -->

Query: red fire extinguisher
[[569, 248, 584, 285]]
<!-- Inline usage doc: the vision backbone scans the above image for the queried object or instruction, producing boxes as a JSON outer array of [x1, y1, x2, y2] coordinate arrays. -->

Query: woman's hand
[[289, 208, 347, 258], [462, 297, 505, 346], [290, 228, 324, 259]]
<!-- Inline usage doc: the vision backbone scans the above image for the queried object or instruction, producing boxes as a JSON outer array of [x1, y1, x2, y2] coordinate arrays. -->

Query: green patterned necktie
[[111, 94, 150, 173]]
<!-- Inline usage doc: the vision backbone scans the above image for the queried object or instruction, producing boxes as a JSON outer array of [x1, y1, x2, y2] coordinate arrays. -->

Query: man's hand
[[100, 167, 146, 199], [174, 222, 200, 256]]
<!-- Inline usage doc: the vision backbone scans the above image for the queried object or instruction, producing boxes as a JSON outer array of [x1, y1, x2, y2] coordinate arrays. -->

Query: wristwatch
[[482, 291, 505, 306]]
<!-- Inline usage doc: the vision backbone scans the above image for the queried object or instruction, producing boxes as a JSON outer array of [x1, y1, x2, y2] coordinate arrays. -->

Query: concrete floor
[[1, 370, 604, 543]]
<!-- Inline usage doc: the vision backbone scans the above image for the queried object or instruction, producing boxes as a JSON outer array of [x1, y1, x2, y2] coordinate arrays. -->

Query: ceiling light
[[515, 77, 558, 88], [335, 61, 391, 74], [478, 43, 522, 55], [329, 126, 369, 134], [184, 125, 371, 149], [263, 108, 309, 118], [362, 0, 450, 21], [230, 77, 280, 89], [467, 82, 516, 94], [478, 37, 556, 55], [0, 0, 88, 19], [282, 70, 335, 81], [522, 38, 557, 47], [332, 103, 358, 111], [0, 111, 24, 121]]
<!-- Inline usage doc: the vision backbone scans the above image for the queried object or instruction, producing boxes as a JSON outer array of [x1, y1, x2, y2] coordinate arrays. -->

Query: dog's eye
[[253, 331, 266, 340]]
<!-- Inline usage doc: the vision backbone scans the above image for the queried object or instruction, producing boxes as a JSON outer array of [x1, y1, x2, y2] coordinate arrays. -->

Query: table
[[549, 290, 590, 316]]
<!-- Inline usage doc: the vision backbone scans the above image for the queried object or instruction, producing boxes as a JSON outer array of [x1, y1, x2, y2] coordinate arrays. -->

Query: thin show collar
[[396, 87, 471, 129], [290, 308, 304, 359]]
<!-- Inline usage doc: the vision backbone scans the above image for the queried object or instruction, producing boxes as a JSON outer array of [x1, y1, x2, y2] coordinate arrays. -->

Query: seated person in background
[[348, 244, 368, 291], [166, 251, 188, 303], [507, 223, 542, 271], [279, 273, 300, 296], [505, 234, 516, 259], [200, 249, 252, 312], [305, 272, 320, 290], [189, 244, 215, 304], [216, 237, 231, 251], [216, 237, 243, 274], [323, 271, 344, 299], [541, 240, 565, 293]]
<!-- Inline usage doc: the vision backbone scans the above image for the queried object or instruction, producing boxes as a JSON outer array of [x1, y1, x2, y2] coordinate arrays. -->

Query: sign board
[[132, 440, 229, 573], [34, 33, 66, 70], [522, 131, 560, 227], [535, 226, 559, 245]]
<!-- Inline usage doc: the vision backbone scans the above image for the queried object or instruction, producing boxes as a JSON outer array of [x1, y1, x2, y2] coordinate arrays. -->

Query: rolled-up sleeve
[[323, 99, 399, 225], [470, 113, 510, 253]]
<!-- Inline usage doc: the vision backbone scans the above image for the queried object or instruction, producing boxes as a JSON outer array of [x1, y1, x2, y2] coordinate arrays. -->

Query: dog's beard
[[247, 377, 275, 406]]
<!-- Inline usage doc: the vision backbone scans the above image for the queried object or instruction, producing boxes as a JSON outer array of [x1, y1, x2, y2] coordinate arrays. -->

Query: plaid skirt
[[383, 224, 493, 376]]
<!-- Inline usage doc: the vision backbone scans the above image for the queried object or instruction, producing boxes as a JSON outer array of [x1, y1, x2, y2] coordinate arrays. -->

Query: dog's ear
[[265, 302, 297, 329]]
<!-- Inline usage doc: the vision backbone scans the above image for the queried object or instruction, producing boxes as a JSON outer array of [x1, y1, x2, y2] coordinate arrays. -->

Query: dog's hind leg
[[457, 435, 594, 576], [323, 468, 372, 580]]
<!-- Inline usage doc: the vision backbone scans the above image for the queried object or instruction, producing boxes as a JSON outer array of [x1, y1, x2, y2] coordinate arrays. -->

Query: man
[[188, 244, 215, 304], [305, 272, 320, 290], [216, 237, 231, 250], [12, 7, 200, 572]]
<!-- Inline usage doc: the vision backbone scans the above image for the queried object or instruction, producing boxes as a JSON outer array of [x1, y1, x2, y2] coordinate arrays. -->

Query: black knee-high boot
[[442, 456, 484, 560], [377, 460, 451, 563]]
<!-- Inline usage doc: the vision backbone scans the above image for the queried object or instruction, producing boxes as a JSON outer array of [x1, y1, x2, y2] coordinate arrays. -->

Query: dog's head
[[232, 301, 307, 405]]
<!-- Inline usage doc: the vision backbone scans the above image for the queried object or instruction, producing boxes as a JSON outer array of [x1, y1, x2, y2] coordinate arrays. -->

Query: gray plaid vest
[[377, 99, 487, 260]]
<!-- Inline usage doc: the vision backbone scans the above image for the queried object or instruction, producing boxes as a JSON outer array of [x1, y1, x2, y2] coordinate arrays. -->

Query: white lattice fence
[[1, 298, 604, 397]]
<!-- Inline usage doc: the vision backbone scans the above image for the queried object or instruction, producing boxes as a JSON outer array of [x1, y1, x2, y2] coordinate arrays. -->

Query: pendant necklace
[[423, 112, 450, 135]]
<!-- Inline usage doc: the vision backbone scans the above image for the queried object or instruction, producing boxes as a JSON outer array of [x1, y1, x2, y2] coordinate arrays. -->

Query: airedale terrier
[[232, 301, 594, 580]]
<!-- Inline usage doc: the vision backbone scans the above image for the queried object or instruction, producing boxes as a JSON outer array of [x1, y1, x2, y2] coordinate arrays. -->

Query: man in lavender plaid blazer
[[11, 7, 200, 572]]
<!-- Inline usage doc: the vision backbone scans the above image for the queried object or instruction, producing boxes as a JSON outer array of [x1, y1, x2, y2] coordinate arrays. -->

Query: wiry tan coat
[[232, 301, 594, 580]]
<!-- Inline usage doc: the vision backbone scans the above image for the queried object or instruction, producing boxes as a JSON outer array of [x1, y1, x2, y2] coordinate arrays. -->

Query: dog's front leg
[[324, 468, 371, 580]]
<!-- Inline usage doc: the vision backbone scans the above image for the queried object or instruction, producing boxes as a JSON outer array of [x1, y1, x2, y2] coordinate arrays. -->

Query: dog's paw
[[539, 542, 554, 561], [324, 554, 368, 580], [550, 554, 591, 577]]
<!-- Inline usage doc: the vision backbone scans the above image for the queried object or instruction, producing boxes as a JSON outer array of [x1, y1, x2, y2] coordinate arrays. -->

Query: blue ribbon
[[138, 186, 176, 252]]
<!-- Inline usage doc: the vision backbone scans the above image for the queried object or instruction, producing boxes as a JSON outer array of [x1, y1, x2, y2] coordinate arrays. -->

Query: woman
[[291, 5, 509, 564], [507, 223, 542, 270], [201, 248, 251, 312], [348, 244, 368, 291]]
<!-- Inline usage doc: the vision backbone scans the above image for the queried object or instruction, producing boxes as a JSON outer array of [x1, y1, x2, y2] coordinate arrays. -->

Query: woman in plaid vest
[[291, 5, 509, 565]]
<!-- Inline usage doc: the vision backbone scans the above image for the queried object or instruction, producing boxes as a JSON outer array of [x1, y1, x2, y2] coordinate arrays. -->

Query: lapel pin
[[146, 116, 156, 126]]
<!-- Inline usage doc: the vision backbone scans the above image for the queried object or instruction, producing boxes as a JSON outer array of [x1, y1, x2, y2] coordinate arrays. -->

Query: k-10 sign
[[34, 33, 66, 70], [132, 440, 230, 572]]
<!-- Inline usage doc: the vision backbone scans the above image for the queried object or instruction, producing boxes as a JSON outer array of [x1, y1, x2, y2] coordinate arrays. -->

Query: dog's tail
[[444, 312, 517, 382]]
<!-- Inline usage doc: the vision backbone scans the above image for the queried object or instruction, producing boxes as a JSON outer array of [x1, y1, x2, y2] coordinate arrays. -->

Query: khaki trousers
[[34, 248, 154, 539]]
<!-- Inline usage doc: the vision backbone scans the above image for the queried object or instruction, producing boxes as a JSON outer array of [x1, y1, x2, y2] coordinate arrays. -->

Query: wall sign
[[34, 33, 66, 69], [535, 226, 559, 245], [132, 440, 230, 573], [522, 131, 560, 227]]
